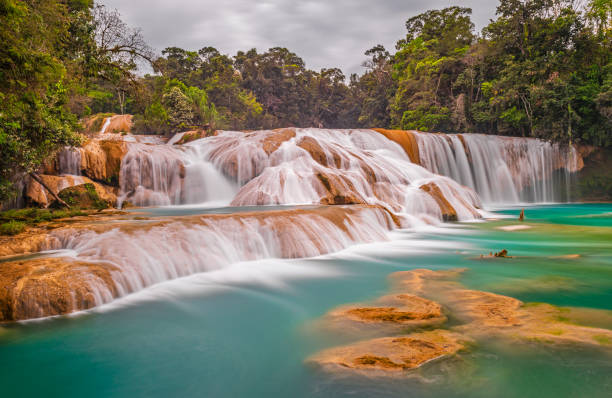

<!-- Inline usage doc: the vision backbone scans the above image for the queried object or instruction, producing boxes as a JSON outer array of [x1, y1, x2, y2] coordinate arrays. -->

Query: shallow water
[[1, 204, 611, 398]]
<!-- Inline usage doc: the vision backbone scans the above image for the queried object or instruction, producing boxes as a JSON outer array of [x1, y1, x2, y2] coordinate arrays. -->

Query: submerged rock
[[308, 330, 469, 372], [392, 269, 612, 348], [325, 293, 445, 330]]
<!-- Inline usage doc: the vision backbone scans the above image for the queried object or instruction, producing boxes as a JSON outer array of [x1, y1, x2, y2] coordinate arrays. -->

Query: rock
[[104, 115, 132, 134], [175, 129, 210, 145], [0, 228, 54, 258], [26, 174, 117, 208], [262, 128, 296, 155], [327, 294, 445, 327], [371, 129, 420, 164], [0, 257, 118, 321], [519, 208, 525, 221], [494, 249, 509, 257], [316, 172, 367, 205], [419, 182, 458, 221], [391, 269, 612, 348], [308, 330, 468, 372], [56, 183, 115, 210], [81, 140, 128, 185], [298, 136, 343, 168], [26, 175, 86, 208]]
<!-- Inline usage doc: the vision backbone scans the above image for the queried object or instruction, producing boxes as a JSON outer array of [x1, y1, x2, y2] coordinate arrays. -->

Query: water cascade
[[4, 126, 587, 320], [1, 206, 395, 320], [414, 132, 580, 203], [118, 141, 238, 207], [120, 128, 483, 224], [57, 147, 82, 176]]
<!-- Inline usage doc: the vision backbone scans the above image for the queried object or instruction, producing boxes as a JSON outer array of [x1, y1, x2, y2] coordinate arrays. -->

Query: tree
[[0, 0, 87, 201]]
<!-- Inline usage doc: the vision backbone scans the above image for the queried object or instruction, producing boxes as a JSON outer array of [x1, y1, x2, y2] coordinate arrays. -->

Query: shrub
[[0, 220, 26, 235]]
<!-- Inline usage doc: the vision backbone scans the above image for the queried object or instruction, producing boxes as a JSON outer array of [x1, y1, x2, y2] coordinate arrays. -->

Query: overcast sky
[[101, 0, 498, 75]]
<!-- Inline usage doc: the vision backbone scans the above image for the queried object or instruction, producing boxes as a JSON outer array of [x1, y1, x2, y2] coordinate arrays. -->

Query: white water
[[57, 147, 82, 176], [46, 206, 394, 308], [100, 117, 112, 134], [118, 142, 238, 207], [414, 132, 579, 203], [118, 128, 483, 224]]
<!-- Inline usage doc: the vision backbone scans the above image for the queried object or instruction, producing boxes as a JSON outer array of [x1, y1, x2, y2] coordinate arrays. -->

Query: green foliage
[[0, 220, 25, 235], [0, 0, 89, 201], [0, 208, 86, 229], [385, 0, 611, 143], [58, 183, 108, 210]]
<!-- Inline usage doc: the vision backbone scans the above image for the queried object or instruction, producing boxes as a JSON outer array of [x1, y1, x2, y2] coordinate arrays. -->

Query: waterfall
[[185, 128, 483, 224], [57, 147, 82, 176], [413, 132, 580, 204], [8, 127, 588, 320], [118, 141, 238, 207], [100, 117, 112, 134], [46, 206, 395, 309]]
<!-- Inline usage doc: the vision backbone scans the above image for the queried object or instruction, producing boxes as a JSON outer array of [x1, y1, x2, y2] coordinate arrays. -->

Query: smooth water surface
[[1, 204, 611, 398]]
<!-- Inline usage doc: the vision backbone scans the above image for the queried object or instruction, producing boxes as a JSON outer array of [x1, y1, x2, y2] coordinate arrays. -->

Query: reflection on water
[[0, 204, 611, 398]]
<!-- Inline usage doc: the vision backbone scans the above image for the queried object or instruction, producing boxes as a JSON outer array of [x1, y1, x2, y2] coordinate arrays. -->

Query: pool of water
[[1, 204, 611, 398]]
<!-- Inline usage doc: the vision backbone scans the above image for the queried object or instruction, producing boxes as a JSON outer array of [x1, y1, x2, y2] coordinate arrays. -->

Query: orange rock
[[372, 129, 420, 164], [81, 140, 127, 185], [104, 115, 132, 134], [328, 293, 445, 327], [263, 128, 296, 155], [25, 174, 117, 208], [308, 330, 468, 372], [420, 182, 458, 221], [0, 257, 119, 321]]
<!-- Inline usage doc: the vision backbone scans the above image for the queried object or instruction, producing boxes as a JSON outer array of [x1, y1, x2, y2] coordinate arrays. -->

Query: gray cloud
[[101, 0, 497, 75]]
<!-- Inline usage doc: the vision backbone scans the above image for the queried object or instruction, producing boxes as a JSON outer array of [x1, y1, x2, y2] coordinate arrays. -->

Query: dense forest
[[0, 0, 610, 202]]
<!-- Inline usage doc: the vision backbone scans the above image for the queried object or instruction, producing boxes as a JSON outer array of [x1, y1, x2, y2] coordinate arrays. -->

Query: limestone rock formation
[[81, 139, 128, 185], [325, 293, 445, 330], [309, 330, 468, 371], [25, 175, 117, 208], [0, 257, 118, 322], [372, 129, 420, 164]]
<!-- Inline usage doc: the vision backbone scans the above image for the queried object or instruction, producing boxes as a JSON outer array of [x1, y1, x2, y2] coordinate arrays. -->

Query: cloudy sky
[[101, 0, 498, 75]]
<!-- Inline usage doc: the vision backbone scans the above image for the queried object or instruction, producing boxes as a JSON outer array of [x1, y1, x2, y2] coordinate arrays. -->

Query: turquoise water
[[1, 204, 611, 397]]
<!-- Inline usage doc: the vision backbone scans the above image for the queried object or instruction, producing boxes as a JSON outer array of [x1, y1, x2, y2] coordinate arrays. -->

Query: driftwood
[[28, 172, 71, 209]]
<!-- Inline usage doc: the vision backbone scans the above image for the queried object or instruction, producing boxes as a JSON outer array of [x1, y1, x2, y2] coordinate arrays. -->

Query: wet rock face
[[0, 257, 118, 322], [371, 129, 420, 164], [419, 182, 458, 221], [81, 140, 128, 186]]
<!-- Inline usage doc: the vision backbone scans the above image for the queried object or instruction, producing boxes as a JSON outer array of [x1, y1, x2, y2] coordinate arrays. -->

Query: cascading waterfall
[[9, 126, 586, 320], [57, 147, 82, 176], [118, 142, 238, 207], [43, 206, 395, 310], [120, 128, 483, 224], [414, 132, 580, 203]]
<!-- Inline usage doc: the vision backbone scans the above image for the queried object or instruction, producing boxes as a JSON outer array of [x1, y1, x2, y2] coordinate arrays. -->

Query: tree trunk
[[29, 172, 71, 209]]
